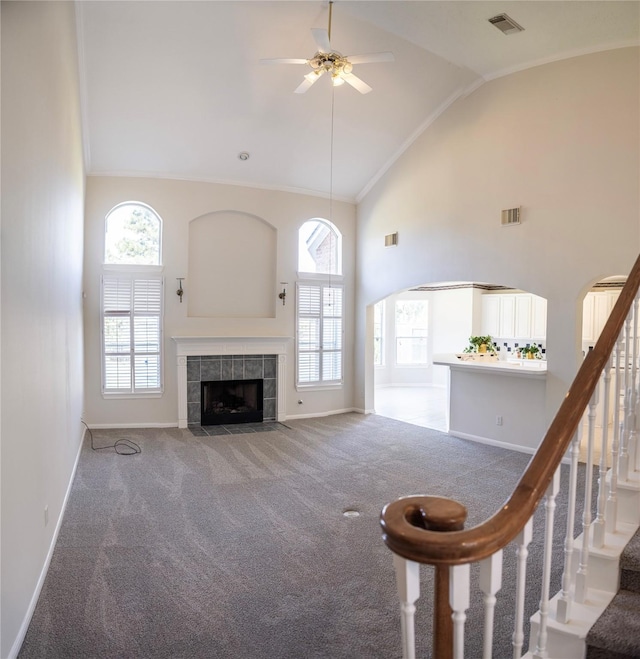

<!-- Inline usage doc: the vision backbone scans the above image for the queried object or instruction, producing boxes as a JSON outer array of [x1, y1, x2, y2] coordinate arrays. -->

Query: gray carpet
[[18, 413, 586, 658]]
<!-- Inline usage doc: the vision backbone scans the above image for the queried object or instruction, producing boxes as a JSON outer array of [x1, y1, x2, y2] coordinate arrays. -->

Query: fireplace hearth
[[201, 379, 264, 426]]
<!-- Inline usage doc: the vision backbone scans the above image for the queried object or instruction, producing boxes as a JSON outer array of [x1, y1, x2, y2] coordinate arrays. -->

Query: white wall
[[357, 47, 640, 426], [1, 2, 85, 656], [83, 176, 356, 426]]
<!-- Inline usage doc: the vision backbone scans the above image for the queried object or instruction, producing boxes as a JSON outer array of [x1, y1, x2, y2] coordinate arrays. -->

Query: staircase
[[586, 510, 640, 658], [379, 253, 640, 659], [525, 466, 640, 659]]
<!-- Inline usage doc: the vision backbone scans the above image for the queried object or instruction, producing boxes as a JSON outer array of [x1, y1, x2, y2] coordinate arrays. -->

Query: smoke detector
[[488, 14, 525, 35]]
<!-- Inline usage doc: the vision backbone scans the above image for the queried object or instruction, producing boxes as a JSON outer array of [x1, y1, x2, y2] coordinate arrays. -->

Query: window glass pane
[[298, 220, 341, 275], [396, 337, 428, 364], [323, 318, 342, 350], [105, 355, 132, 389], [103, 278, 132, 313], [322, 351, 342, 381], [298, 353, 320, 383], [374, 301, 384, 366], [134, 316, 160, 352], [298, 318, 320, 351], [134, 355, 160, 389], [134, 279, 162, 312], [323, 286, 342, 316], [105, 203, 161, 265], [395, 300, 428, 365], [104, 317, 131, 353], [298, 284, 321, 315]]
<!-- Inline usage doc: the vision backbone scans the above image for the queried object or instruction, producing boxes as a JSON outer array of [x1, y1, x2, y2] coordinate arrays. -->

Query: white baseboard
[[285, 407, 358, 420], [449, 430, 570, 463], [9, 424, 86, 659], [375, 383, 445, 389], [87, 422, 178, 429]]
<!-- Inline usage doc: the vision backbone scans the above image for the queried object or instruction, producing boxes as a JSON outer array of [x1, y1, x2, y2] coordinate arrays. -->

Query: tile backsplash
[[494, 338, 546, 359]]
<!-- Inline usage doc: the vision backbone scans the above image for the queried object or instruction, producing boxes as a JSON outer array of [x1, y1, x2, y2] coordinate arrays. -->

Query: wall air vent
[[501, 207, 521, 226], [384, 232, 398, 247], [489, 14, 525, 35]]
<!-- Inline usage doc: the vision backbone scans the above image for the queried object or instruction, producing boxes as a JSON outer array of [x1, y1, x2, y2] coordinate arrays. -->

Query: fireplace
[[201, 379, 264, 425], [172, 336, 291, 429]]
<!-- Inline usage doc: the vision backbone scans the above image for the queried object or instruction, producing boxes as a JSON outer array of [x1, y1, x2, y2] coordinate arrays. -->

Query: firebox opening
[[201, 379, 264, 426]]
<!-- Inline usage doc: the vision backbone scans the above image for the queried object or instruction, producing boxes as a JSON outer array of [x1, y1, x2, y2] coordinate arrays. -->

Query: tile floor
[[374, 385, 447, 432]]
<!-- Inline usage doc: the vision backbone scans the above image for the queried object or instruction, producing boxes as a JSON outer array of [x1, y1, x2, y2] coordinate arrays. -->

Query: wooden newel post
[[422, 499, 467, 659], [380, 495, 467, 659]]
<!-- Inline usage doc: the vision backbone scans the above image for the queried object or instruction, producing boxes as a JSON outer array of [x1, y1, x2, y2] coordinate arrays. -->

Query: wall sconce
[[176, 278, 184, 303], [278, 282, 288, 306]]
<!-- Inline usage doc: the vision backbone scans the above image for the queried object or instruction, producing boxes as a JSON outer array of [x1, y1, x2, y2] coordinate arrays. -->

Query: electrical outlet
[[44, 505, 49, 526], [496, 416, 503, 426]]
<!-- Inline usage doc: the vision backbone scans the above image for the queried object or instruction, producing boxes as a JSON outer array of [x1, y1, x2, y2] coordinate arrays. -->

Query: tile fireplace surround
[[172, 336, 290, 428]]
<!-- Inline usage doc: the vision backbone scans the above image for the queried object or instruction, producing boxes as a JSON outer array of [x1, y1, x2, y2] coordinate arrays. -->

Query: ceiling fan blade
[[347, 52, 395, 65], [341, 73, 372, 94], [294, 70, 324, 94], [260, 58, 309, 65], [311, 27, 331, 53]]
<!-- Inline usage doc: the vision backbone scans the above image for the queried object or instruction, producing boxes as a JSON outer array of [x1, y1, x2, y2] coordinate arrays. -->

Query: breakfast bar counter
[[433, 354, 548, 452]]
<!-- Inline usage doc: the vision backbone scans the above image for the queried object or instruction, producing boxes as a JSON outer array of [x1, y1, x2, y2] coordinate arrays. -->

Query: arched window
[[105, 202, 162, 265], [298, 219, 341, 275], [101, 202, 163, 395], [296, 219, 344, 387]]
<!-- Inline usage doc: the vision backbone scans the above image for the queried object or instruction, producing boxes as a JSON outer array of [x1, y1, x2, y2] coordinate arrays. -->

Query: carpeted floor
[[18, 413, 585, 658]]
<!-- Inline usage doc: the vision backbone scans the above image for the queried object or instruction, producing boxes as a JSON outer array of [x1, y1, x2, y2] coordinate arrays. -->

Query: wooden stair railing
[[380, 253, 640, 659]]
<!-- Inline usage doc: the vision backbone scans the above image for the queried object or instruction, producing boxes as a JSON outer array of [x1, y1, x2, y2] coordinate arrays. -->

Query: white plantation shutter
[[297, 282, 343, 386], [102, 275, 163, 394]]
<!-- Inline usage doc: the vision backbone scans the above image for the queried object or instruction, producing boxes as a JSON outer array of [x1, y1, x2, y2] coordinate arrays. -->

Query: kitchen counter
[[433, 353, 547, 451], [433, 354, 547, 378]]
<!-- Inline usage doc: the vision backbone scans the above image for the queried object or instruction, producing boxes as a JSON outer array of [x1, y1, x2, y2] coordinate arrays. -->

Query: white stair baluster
[[606, 336, 624, 534], [627, 295, 639, 475], [479, 550, 503, 659], [619, 309, 632, 481], [393, 553, 420, 659], [594, 356, 612, 548], [557, 430, 581, 623], [450, 563, 470, 659], [532, 469, 561, 659], [512, 517, 533, 659], [575, 387, 598, 603]]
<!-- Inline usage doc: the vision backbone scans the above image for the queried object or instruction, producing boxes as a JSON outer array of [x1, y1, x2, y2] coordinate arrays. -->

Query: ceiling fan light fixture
[[332, 74, 345, 87]]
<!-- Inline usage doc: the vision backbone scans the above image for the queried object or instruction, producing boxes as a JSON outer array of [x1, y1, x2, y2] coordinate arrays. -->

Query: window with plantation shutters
[[296, 282, 343, 386], [102, 275, 163, 394]]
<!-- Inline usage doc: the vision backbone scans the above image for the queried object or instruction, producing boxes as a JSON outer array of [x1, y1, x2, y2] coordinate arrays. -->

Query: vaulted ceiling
[[76, 1, 639, 201]]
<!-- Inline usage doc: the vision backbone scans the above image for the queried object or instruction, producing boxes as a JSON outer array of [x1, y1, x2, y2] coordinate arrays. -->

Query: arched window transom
[[105, 202, 162, 265], [298, 219, 341, 275]]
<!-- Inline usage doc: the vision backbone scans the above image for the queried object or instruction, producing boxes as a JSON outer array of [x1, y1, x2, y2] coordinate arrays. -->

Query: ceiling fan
[[260, 1, 394, 94]]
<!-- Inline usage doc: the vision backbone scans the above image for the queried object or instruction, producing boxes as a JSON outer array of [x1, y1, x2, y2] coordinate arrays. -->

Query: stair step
[[528, 588, 615, 658], [606, 468, 640, 525], [572, 521, 638, 592], [620, 526, 640, 594], [586, 589, 640, 658]]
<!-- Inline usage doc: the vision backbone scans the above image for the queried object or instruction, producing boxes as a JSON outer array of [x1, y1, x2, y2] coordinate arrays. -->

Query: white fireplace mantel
[[172, 336, 292, 427]]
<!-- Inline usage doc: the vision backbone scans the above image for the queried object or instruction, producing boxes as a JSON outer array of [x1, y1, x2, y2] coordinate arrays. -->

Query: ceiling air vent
[[489, 14, 525, 35], [501, 207, 521, 226]]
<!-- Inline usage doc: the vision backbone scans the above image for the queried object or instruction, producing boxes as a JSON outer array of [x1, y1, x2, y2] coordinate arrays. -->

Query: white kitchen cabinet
[[531, 295, 547, 340], [582, 293, 596, 342], [582, 290, 621, 345], [499, 295, 516, 338], [515, 295, 533, 338], [481, 293, 547, 340], [481, 295, 501, 337]]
